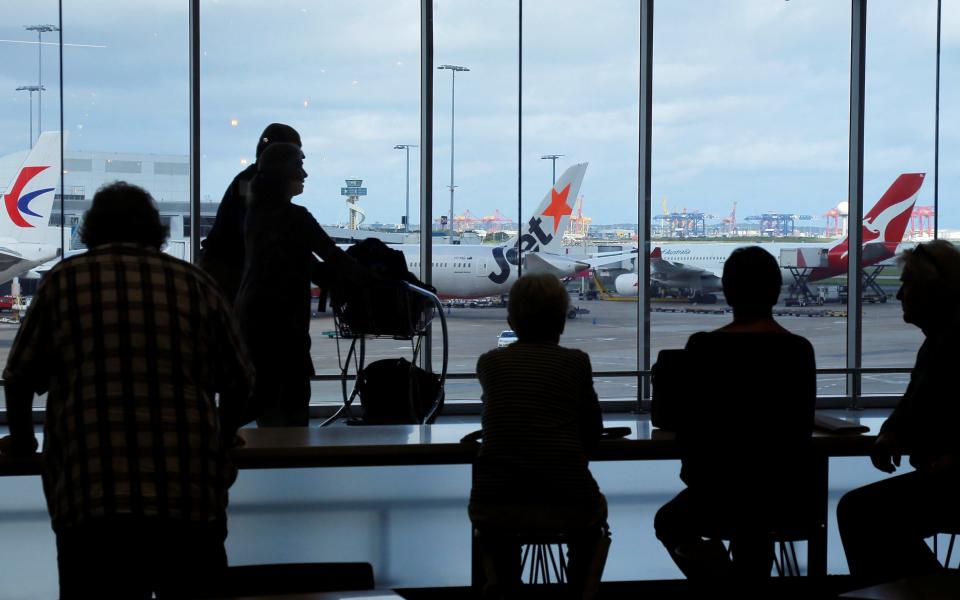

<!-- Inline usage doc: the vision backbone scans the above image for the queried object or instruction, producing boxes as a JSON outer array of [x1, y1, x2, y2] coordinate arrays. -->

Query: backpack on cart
[[357, 357, 444, 424], [333, 238, 437, 337]]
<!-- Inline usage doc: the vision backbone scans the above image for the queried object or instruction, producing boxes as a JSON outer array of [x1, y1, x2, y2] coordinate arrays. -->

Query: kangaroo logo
[[861, 195, 915, 245], [4, 166, 53, 228]]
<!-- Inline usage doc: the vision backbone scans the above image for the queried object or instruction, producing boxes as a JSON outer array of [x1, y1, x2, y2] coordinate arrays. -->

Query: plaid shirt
[[4, 243, 254, 530]]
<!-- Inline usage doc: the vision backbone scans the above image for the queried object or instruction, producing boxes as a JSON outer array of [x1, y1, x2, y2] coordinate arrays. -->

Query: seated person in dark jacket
[[470, 273, 608, 599], [839, 240, 960, 585], [654, 246, 816, 579]]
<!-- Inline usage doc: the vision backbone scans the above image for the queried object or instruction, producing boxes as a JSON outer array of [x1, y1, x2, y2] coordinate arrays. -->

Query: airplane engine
[[614, 273, 639, 296]]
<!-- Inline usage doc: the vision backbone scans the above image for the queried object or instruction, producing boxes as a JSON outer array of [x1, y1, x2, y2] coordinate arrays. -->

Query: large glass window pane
[[0, 3, 64, 406], [943, 2, 960, 239], [61, 0, 188, 257], [651, 1, 849, 397], [431, 2, 519, 406], [523, 0, 640, 402], [200, 1, 420, 405], [861, 0, 936, 395]]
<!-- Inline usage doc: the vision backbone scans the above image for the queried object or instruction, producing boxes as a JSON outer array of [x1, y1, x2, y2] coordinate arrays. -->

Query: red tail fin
[[861, 173, 925, 245]]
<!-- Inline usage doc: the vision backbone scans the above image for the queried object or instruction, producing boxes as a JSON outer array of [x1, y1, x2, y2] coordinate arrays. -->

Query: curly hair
[[79, 182, 169, 250]]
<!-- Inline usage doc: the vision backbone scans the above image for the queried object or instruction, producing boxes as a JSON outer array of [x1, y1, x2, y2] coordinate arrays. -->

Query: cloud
[[0, 0, 958, 226]]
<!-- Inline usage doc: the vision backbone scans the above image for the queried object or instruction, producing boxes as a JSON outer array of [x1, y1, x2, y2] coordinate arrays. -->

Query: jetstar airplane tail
[[512, 162, 588, 255], [0, 131, 62, 244]]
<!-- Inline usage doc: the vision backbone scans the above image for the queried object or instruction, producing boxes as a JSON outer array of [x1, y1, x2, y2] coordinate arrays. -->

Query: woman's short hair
[[507, 273, 570, 342], [721, 246, 782, 312], [897, 240, 960, 298], [79, 182, 169, 250]]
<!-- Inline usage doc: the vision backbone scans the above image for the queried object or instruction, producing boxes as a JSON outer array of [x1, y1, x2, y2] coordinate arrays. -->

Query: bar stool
[[474, 523, 611, 599], [929, 532, 960, 569]]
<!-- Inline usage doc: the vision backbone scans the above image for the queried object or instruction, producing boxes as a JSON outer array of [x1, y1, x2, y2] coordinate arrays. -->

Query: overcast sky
[[1, 0, 959, 229]]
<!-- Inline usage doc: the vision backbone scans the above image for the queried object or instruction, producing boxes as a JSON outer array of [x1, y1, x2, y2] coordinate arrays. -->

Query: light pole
[[437, 64, 469, 235], [25, 24, 59, 137], [16, 85, 44, 148], [541, 154, 564, 186], [394, 144, 418, 233]]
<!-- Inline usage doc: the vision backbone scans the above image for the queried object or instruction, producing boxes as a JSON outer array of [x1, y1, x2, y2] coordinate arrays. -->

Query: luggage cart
[[321, 280, 448, 426]]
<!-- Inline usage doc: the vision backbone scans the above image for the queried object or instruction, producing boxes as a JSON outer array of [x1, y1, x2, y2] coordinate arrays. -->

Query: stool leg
[[545, 544, 563, 583], [520, 544, 532, 582], [789, 541, 800, 576]]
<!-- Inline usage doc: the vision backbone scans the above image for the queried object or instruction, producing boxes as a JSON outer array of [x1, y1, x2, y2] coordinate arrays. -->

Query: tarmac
[[0, 295, 920, 408], [307, 295, 921, 403]]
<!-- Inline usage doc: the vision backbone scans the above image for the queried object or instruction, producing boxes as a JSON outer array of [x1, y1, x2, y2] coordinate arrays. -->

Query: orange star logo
[[542, 183, 573, 234]]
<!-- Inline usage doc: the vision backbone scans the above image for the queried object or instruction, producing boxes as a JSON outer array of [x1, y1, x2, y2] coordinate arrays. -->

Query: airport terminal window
[[154, 161, 189, 176], [431, 2, 518, 405], [860, 0, 937, 396], [200, 0, 420, 404], [104, 159, 143, 174], [59, 0, 188, 246], [650, 1, 850, 396], [0, 1, 65, 411], [0, 1, 954, 413], [516, 0, 640, 403], [943, 3, 960, 240], [64, 158, 93, 172]]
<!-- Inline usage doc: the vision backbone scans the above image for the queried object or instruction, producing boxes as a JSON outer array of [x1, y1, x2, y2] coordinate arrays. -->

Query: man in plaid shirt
[[0, 182, 254, 598]]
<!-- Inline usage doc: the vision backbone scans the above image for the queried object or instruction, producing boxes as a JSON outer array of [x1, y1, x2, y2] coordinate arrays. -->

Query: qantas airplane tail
[[510, 162, 588, 254], [861, 173, 925, 249], [0, 131, 62, 243], [828, 173, 924, 259]]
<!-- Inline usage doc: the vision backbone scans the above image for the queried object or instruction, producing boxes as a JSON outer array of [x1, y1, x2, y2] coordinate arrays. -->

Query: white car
[[497, 330, 518, 348]]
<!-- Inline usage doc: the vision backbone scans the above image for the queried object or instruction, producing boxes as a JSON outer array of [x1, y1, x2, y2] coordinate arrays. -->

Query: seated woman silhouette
[[839, 239, 960, 584], [654, 246, 816, 579], [469, 273, 608, 599], [234, 143, 359, 426]]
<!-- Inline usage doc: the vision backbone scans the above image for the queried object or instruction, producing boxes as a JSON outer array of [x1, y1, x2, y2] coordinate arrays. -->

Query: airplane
[[0, 132, 63, 285], [613, 173, 926, 301], [380, 163, 637, 299]]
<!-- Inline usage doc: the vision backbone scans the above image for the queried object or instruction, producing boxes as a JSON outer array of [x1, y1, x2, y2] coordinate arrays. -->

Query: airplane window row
[[408, 263, 473, 268]]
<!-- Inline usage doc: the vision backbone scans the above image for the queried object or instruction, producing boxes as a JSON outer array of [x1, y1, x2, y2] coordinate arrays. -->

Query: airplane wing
[[580, 248, 639, 269], [0, 245, 55, 282], [522, 252, 590, 275], [0, 247, 29, 272], [649, 248, 722, 291]]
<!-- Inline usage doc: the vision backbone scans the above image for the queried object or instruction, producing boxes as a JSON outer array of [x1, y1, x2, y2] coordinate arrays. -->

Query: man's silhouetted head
[[255, 123, 302, 159], [722, 246, 781, 315], [80, 182, 169, 250], [896, 240, 960, 331], [507, 273, 569, 343]]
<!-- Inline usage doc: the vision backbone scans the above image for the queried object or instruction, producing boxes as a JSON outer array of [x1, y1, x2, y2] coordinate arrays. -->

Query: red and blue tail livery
[[0, 131, 63, 284]]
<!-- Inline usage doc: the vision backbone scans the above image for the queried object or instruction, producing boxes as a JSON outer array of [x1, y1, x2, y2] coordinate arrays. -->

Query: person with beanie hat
[[199, 123, 304, 301]]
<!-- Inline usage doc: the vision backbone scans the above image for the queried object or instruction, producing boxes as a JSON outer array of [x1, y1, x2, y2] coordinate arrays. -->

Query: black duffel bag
[[357, 357, 444, 424]]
